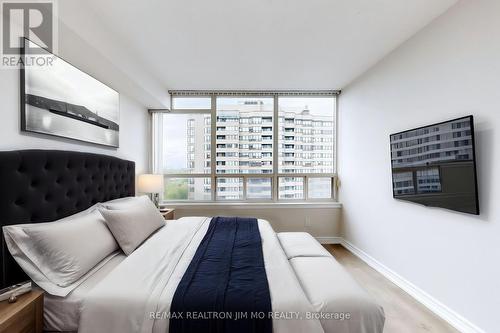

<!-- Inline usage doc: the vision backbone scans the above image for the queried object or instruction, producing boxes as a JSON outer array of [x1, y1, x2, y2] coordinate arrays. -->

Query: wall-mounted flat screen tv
[[390, 115, 479, 215]]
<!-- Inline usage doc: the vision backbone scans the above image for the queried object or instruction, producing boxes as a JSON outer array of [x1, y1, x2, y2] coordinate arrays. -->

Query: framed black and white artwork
[[20, 38, 120, 147]]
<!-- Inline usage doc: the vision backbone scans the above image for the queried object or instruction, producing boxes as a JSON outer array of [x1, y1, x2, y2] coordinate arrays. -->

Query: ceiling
[[83, 0, 456, 93]]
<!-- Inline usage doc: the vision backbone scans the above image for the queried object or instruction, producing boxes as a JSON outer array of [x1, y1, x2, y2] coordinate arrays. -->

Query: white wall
[[0, 4, 157, 174], [339, 1, 499, 332], [172, 204, 341, 240]]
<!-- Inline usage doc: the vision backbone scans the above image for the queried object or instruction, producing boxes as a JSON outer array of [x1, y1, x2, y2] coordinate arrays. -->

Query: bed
[[0, 150, 384, 333]]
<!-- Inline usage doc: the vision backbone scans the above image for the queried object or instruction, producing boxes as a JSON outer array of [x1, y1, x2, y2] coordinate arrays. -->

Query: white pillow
[[99, 197, 165, 255], [99, 195, 147, 210], [3, 208, 118, 293]]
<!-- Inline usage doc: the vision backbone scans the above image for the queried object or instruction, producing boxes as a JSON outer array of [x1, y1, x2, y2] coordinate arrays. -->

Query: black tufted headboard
[[0, 150, 135, 288]]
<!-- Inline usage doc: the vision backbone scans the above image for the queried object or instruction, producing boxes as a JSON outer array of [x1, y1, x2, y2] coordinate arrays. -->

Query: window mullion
[[334, 96, 339, 199], [150, 111, 159, 174], [304, 175, 308, 200], [242, 175, 247, 201], [272, 94, 279, 202], [211, 94, 217, 201], [332, 176, 337, 201]]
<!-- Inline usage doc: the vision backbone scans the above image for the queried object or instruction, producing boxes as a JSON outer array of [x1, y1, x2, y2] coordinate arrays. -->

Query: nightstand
[[161, 208, 175, 220], [0, 289, 43, 333]]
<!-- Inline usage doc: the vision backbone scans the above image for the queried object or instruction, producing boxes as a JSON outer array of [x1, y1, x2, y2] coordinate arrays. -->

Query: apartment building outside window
[[151, 91, 339, 202]]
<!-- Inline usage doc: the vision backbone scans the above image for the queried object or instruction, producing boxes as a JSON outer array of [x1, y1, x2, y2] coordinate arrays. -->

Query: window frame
[[151, 90, 339, 203]]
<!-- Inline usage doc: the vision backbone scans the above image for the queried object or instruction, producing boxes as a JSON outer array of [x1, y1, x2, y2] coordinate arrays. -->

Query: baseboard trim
[[340, 239, 485, 333], [315, 236, 343, 244]]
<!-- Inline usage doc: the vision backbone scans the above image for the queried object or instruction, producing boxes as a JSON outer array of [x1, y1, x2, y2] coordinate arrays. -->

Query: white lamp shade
[[137, 174, 164, 194]]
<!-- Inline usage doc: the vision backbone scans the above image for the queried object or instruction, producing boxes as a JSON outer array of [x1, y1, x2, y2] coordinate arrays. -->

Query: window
[[308, 177, 332, 199], [164, 177, 212, 200], [152, 91, 338, 202], [216, 97, 274, 177], [278, 97, 335, 173], [172, 97, 211, 110], [157, 113, 211, 174]]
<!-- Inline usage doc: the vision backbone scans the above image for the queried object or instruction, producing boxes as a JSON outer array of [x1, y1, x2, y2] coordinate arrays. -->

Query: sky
[[163, 114, 197, 171]]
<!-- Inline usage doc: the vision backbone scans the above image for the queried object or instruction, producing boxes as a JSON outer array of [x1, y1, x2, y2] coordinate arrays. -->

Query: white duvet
[[79, 217, 325, 333], [78, 217, 384, 333]]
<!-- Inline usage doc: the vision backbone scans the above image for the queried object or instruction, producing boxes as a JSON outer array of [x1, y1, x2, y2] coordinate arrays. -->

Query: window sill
[[161, 202, 342, 209]]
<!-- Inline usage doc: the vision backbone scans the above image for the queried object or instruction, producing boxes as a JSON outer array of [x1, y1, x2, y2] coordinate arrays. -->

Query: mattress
[[279, 232, 385, 333], [278, 232, 332, 259], [290, 256, 385, 333], [43, 253, 126, 332], [42, 219, 384, 333], [78, 218, 325, 333]]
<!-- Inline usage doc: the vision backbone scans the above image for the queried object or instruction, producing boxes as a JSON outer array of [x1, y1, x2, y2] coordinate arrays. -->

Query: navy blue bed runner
[[169, 216, 272, 333]]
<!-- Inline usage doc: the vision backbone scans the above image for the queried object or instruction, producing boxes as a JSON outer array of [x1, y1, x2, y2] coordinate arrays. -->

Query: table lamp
[[137, 174, 164, 208]]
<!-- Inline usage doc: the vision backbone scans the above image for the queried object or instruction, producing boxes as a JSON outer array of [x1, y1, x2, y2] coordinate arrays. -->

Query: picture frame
[[20, 38, 120, 148]]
